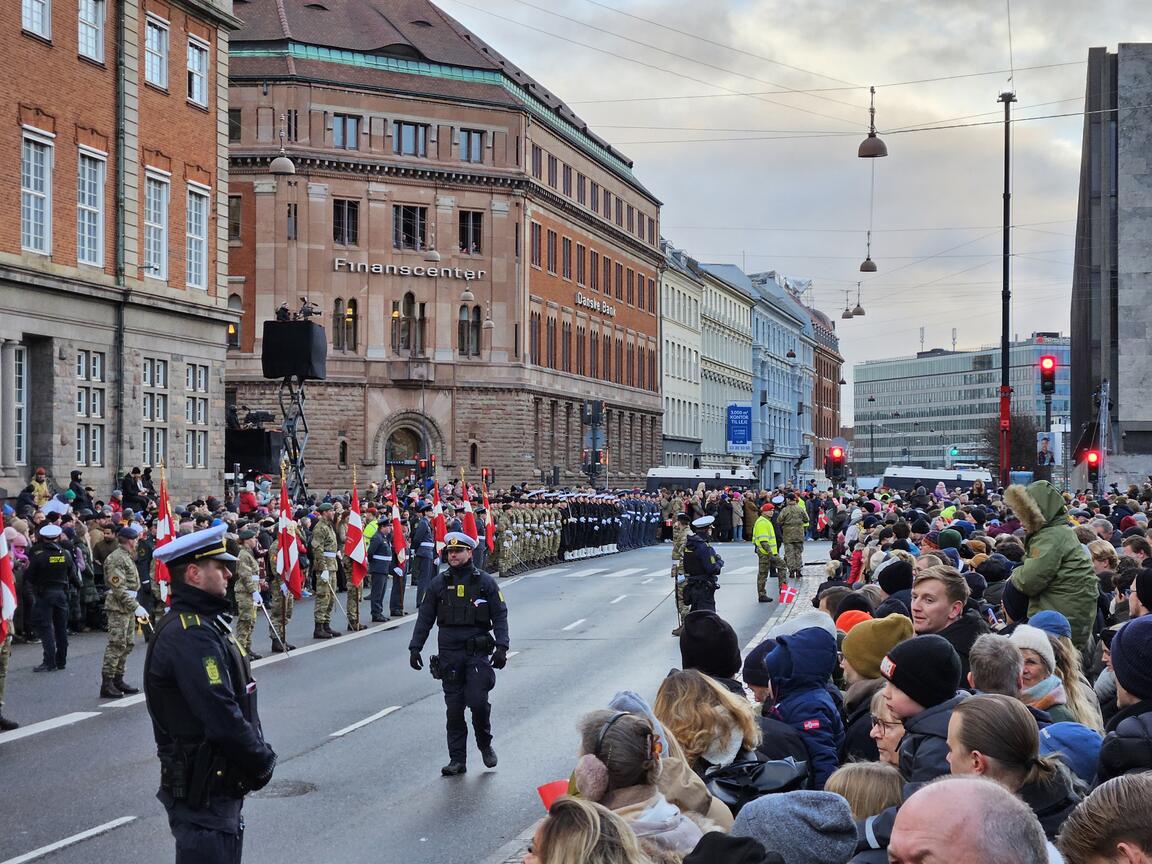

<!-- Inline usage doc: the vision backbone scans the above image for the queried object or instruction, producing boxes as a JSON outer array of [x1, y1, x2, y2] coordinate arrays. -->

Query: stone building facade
[[659, 240, 704, 468], [225, 0, 663, 490], [0, 0, 239, 501]]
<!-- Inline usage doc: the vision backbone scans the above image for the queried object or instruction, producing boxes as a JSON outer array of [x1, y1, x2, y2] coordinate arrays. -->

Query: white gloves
[[134, 605, 148, 618]]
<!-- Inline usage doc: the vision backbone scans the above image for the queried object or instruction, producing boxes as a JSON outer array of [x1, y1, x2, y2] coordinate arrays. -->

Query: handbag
[[704, 754, 808, 815]]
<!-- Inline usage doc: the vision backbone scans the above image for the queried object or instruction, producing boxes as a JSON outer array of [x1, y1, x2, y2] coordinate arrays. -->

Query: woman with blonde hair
[[653, 669, 761, 776], [824, 762, 903, 821], [524, 797, 651, 864]]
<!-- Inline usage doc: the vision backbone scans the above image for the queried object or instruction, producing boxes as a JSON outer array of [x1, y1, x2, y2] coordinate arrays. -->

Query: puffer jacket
[[898, 693, 969, 794], [1006, 481, 1098, 648], [1096, 699, 1152, 783]]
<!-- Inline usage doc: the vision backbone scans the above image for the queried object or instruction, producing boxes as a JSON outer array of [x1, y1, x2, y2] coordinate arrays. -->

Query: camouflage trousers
[[101, 609, 136, 677], [346, 582, 363, 628], [235, 592, 257, 654], [783, 542, 804, 574], [0, 634, 10, 707], [268, 587, 293, 641], [757, 552, 786, 595], [313, 572, 335, 624]]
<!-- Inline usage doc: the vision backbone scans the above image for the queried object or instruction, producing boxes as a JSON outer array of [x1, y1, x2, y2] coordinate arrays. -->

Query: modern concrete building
[[1070, 44, 1152, 481], [0, 0, 241, 501], [694, 264, 755, 472], [853, 333, 1070, 475], [225, 0, 663, 489], [659, 240, 703, 468]]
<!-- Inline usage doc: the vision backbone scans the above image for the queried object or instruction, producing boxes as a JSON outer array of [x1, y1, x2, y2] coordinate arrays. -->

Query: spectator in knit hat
[[684, 832, 779, 864], [910, 566, 989, 678], [1010, 624, 1076, 724], [679, 610, 742, 695], [1058, 773, 1152, 864], [888, 777, 1050, 864], [874, 559, 914, 618], [730, 791, 856, 864], [1097, 615, 1152, 781], [839, 614, 914, 762]]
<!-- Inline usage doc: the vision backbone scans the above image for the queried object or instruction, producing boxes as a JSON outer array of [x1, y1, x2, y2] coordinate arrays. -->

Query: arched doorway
[[386, 427, 423, 463]]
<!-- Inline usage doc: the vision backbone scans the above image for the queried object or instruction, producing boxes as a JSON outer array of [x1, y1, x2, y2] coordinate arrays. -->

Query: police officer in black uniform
[[682, 515, 723, 612], [409, 531, 509, 776], [24, 523, 76, 672], [145, 524, 276, 864]]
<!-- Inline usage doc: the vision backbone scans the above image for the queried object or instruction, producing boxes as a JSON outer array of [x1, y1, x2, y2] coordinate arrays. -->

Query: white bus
[[880, 464, 994, 493], [645, 466, 758, 493]]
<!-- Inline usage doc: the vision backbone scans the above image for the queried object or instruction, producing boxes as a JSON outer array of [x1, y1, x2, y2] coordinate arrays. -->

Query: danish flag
[[779, 584, 799, 604], [344, 484, 367, 588], [154, 474, 175, 605], [432, 481, 447, 554], [460, 486, 479, 542], [390, 479, 407, 572], [0, 531, 16, 643], [482, 483, 495, 553], [275, 479, 305, 599]]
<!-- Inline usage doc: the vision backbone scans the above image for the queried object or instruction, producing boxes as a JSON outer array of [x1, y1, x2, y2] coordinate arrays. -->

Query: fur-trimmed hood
[[1005, 481, 1066, 535]]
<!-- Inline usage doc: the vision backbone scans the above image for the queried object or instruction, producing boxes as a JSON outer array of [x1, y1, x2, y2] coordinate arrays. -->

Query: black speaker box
[[225, 429, 285, 476], [261, 320, 327, 380]]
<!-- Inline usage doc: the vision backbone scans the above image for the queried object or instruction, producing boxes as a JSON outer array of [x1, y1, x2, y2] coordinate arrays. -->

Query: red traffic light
[[830, 447, 844, 459], [1039, 355, 1056, 371], [1086, 451, 1100, 465]]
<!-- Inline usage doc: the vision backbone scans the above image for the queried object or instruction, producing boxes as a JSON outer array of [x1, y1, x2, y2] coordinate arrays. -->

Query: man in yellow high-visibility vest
[[752, 503, 785, 603]]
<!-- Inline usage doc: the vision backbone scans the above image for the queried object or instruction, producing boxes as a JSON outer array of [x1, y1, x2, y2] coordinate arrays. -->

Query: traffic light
[[1086, 450, 1100, 485], [418, 458, 428, 475], [481, 467, 489, 484], [950, 446, 959, 457], [430, 453, 437, 473], [1039, 355, 1057, 395], [826, 446, 845, 480]]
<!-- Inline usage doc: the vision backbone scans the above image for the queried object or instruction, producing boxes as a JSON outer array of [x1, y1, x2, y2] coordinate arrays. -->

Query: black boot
[[0, 714, 18, 731], [313, 626, 333, 640], [114, 677, 140, 695], [371, 615, 390, 623], [758, 594, 772, 603], [481, 746, 498, 768], [323, 623, 343, 637], [100, 676, 124, 699], [441, 761, 467, 776]]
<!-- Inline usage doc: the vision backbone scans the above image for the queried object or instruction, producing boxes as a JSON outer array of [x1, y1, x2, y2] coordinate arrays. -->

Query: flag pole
[[280, 457, 289, 650]]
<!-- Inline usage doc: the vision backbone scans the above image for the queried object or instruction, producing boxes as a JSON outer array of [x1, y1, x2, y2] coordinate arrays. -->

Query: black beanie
[[878, 559, 914, 595], [1001, 579, 1029, 623], [1135, 569, 1152, 613], [1111, 615, 1152, 701], [976, 554, 1011, 584], [879, 634, 961, 710], [836, 591, 875, 617], [680, 610, 741, 679], [911, 519, 931, 535], [685, 832, 780, 864], [741, 637, 774, 687]]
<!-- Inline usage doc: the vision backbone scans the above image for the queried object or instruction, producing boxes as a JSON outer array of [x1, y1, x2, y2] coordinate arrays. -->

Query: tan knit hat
[[841, 614, 914, 679]]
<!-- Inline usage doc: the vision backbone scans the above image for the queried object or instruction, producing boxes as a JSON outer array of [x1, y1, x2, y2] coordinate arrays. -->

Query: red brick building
[[808, 306, 844, 467], [225, 0, 663, 488], [0, 0, 240, 500]]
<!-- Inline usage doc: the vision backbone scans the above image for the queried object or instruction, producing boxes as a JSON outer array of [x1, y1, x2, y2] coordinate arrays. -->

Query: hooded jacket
[[1096, 698, 1152, 783], [936, 605, 990, 679], [761, 627, 845, 789], [898, 692, 969, 794], [1006, 481, 1098, 648]]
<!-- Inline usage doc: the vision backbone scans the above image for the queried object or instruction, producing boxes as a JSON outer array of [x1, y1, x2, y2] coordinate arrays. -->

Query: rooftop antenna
[[919, 326, 925, 352], [952, 328, 958, 351]]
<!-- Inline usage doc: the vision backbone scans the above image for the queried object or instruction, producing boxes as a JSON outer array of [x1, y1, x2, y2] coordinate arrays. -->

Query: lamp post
[[997, 90, 1017, 489], [867, 395, 876, 474]]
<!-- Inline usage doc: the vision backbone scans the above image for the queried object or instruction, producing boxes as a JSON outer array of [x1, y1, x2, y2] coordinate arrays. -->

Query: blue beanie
[[1029, 610, 1073, 640], [1039, 722, 1102, 787], [1111, 616, 1152, 702]]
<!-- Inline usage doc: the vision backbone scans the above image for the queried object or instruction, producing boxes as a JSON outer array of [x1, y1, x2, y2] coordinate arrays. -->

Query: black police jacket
[[683, 533, 723, 580], [25, 541, 74, 590], [144, 584, 276, 811], [409, 562, 509, 653]]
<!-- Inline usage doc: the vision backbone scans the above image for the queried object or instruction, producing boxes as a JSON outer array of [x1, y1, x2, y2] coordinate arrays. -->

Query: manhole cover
[[252, 780, 317, 799]]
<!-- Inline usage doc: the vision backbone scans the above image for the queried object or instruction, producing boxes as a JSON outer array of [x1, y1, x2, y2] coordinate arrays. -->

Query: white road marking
[[506, 651, 520, 659], [641, 577, 656, 584], [330, 705, 402, 738], [0, 711, 102, 745], [561, 568, 605, 578], [600, 567, 644, 578], [254, 612, 418, 668], [610, 595, 628, 604], [0, 816, 137, 864], [102, 694, 146, 709], [561, 618, 587, 631]]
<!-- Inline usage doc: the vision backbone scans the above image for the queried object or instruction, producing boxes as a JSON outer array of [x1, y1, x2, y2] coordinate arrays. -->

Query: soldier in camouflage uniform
[[311, 503, 341, 639], [234, 528, 263, 658], [670, 512, 691, 636], [100, 526, 144, 699], [343, 541, 367, 633], [267, 532, 297, 653]]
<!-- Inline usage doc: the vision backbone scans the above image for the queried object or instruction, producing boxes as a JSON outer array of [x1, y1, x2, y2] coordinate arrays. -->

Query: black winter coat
[[937, 607, 990, 679], [898, 693, 968, 794], [1096, 699, 1152, 783], [841, 678, 884, 763], [1019, 764, 1081, 840]]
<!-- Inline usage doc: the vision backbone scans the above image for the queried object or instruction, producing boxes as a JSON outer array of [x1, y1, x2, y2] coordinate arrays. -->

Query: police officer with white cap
[[409, 531, 509, 776], [682, 515, 724, 612], [25, 523, 76, 672], [144, 524, 276, 863]]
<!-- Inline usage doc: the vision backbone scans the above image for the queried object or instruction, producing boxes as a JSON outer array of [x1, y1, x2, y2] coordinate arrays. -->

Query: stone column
[[0, 340, 15, 469]]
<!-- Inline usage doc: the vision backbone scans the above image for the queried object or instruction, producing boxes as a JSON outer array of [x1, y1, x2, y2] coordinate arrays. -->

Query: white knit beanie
[[1010, 624, 1056, 674]]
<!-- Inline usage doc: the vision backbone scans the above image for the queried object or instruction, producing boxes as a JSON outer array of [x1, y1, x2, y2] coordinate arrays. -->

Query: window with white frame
[[76, 150, 105, 266], [78, 0, 104, 60], [142, 357, 168, 467], [144, 172, 169, 279], [186, 186, 208, 289], [144, 16, 168, 88], [21, 133, 53, 254], [75, 349, 106, 466], [186, 37, 208, 106], [13, 346, 28, 465], [22, 0, 50, 38], [184, 362, 208, 468]]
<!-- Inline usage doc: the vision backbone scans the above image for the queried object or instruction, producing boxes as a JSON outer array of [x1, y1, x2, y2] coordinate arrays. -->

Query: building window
[[187, 38, 209, 106], [76, 150, 105, 266], [460, 128, 484, 163], [546, 317, 556, 368], [590, 181, 600, 214], [469, 442, 478, 467], [627, 268, 634, 305], [144, 172, 169, 279], [332, 113, 360, 150], [13, 345, 28, 465], [392, 204, 426, 250], [21, 134, 52, 254], [392, 293, 427, 356], [546, 230, 557, 274], [603, 256, 612, 297], [530, 222, 542, 267], [561, 237, 572, 279], [78, 0, 105, 60], [76, 349, 106, 466], [344, 299, 358, 351], [647, 216, 655, 245], [589, 250, 599, 291], [228, 109, 242, 142], [529, 311, 540, 365], [616, 338, 624, 384], [459, 210, 483, 254], [286, 202, 298, 240], [227, 195, 242, 242], [531, 144, 542, 179], [458, 305, 481, 357], [185, 362, 208, 469], [575, 243, 586, 286], [615, 197, 623, 227], [577, 173, 586, 205], [637, 272, 645, 311], [562, 164, 572, 196], [627, 205, 634, 233], [23, 0, 50, 38], [332, 297, 346, 350], [648, 278, 656, 312], [590, 331, 599, 377], [286, 109, 299, 142], [338, 440, 348, 468], [576, 326, 586, 375], [334, 198, 360, 246], [603, 334, 611, 381], [561, 321, 572, 372], [186, 187, 209, 289], [144, 16, 168, 88], [547, 154, 557, 188], [393, 121, 427, 157], [615, 262, 623, 300]]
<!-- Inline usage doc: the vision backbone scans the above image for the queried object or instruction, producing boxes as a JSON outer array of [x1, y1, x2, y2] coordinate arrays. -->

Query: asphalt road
[[0, 539, 830, 864]]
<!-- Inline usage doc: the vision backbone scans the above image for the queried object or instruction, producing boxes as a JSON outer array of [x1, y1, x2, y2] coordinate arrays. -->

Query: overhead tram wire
[[438, 0, 866, 126]]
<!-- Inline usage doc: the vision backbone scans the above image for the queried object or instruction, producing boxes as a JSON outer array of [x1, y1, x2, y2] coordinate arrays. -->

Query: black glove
[[491, 647, 508, 669], [409, 650, 423, 671]]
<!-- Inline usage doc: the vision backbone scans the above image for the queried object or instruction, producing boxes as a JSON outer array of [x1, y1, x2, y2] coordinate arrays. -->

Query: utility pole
[[997, 90, 1017, 489]]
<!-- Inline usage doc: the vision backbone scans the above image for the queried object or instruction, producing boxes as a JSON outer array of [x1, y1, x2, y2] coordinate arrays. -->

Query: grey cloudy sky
[[437, 0, 1151, 420]]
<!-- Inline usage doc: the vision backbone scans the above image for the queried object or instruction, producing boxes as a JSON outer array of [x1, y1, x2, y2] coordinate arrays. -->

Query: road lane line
[[641, 577, 655, 584], [610, 595, 627, 604], [561, 568, 605, 578], [0, 816, 137, 864], [0, 711, 102, 745], [330, 705, 402, 738], [561, 618, 587, 631], [600, 567, 644, 578], [102, 694, 146, 709]]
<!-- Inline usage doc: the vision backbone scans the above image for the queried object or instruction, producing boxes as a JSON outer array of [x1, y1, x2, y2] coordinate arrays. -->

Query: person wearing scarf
[[1012, 625, 1075, 723]]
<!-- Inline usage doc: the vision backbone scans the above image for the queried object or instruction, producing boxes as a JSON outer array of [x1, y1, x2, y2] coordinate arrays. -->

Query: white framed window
[[78, 0, 104, 61], [14, 346, 28, 465], [90, 350, 104, 381], [185, 396, 195, 424], [144, 16, 168, 88], [195, 364, 207, 391], [186, 38, 208, 106], [143, 357, 153, 387], [22, 0, 51, 38], [154, 358, 168, 388], [76, 424, 89, 465], [90, 424, 104, 466], [152, 428, 167, 465], [76, 349, 88, 380], [185, 430, 194, 468], [186, 186, 209, 289], [195, 431, 206, 468], [143, 427, 153, 466], [142, 357, 168, 467], [90, 387, 104, 418], [21, 133, 53, 254], [154, 392, 167, 421], [77, 387, 89, 417], [144, 172, 169, 279], [185, 364, 194, 391], [77, 150, 105, 266], [143, 391, 154, 421]]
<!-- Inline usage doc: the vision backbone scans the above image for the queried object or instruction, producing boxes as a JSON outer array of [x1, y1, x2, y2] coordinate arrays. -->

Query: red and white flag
[[344, 484, 368, 588], [779, 584, 798, 604], [432, 481, 447, 554], [816, 510, 828, 533], [390, 479, 407, 572], [154, 474, 174, 605], [275, 479, 305, 599], [0, 531, 16, 644], [482, 482, 495, 553], [461, 486, 479, 542]]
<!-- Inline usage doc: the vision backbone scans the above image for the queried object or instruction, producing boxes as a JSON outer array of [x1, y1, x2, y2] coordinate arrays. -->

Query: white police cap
[[691, 515, 715, 529], [38, 523, 63, 539], [443, 531, 478, 551], [153, 523, 238, 566]]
